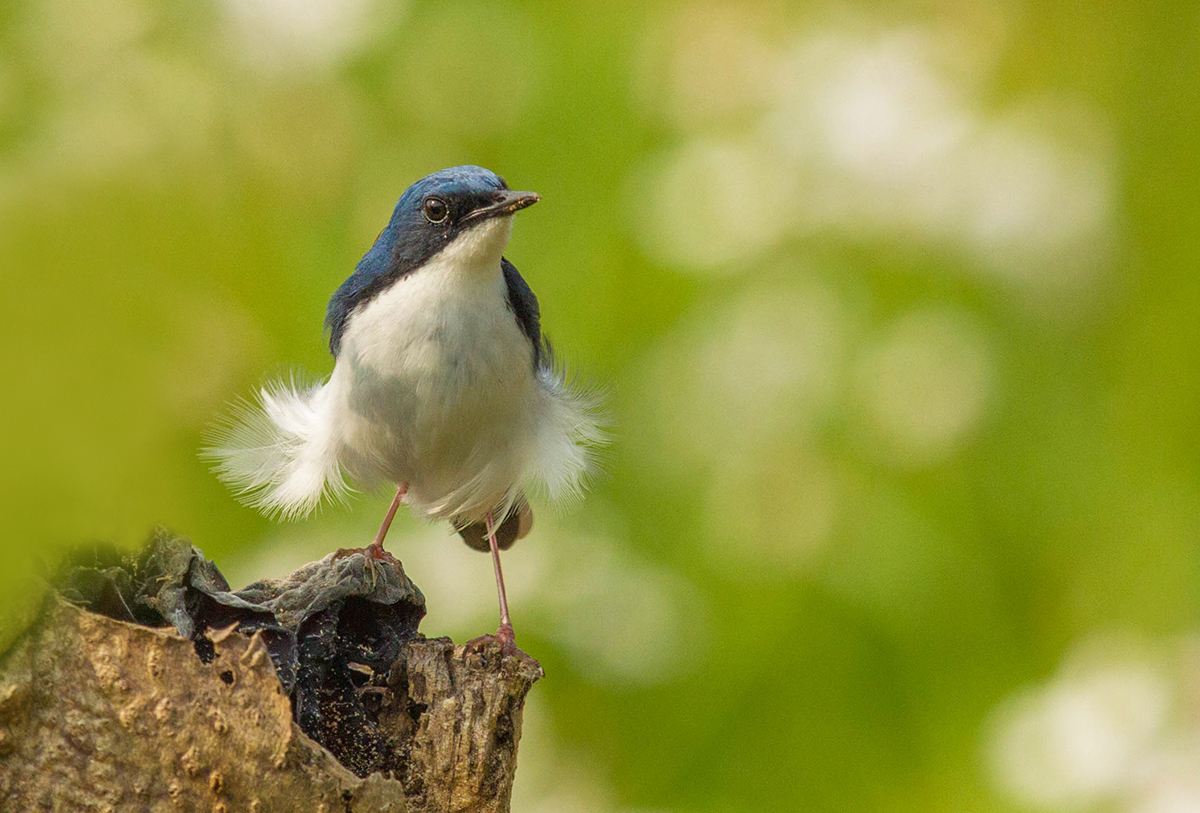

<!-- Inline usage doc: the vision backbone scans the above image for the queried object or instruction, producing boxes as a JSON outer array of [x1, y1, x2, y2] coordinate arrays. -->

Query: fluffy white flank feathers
[[206, 216, 602, 527], [205, 377, 351, 520]]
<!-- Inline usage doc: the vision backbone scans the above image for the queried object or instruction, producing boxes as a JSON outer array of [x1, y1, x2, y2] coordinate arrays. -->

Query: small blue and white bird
[[209, 166, 601, 645]]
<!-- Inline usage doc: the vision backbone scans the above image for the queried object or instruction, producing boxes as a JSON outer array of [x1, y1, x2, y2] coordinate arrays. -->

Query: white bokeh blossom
[[631, 17, 1116, 303], [986, 635, 1200, 813]]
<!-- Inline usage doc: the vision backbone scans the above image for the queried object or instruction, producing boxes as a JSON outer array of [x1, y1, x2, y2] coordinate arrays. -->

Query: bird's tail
[[457, 497, 534, 552], [204, 378, 349, 519]]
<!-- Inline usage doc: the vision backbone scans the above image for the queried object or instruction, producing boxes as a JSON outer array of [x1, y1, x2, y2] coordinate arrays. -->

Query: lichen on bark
[[0, 534, 541, 812]]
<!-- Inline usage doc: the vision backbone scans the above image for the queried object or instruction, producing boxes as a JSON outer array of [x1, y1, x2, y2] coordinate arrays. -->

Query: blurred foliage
[[2, 1, 1199, 811]]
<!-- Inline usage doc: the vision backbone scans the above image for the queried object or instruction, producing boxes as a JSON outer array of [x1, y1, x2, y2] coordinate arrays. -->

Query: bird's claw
[[495, 622, 517, 654], [332, 543, 397, 591], [464, 623, 519, 657]]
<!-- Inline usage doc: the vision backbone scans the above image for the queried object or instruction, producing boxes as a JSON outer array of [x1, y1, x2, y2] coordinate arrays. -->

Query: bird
[[207, 165, 601, 646]]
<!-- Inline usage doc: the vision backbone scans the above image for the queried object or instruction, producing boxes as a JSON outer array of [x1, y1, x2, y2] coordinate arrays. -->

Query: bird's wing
[[501, 256, 543, 368]]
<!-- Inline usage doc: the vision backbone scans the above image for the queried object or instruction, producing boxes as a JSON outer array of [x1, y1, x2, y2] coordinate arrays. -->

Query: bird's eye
[[423, 197, 449, 224]]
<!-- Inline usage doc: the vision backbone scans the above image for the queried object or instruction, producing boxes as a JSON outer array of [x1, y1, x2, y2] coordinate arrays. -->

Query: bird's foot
[[495, 622, 517, 654], [333, 543, 399, 590], [495, 621, 515, 645], [465, 622, 519, 656], [365, 541, 394, 562], [332, 542, 398, 563]]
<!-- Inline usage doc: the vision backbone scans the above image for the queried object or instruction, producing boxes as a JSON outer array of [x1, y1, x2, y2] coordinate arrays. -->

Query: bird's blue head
[[326, 165, 539, 355], [392, 165, 536, 234]]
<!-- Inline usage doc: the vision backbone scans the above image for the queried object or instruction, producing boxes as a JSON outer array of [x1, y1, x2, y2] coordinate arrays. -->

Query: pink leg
[[366, 483, 408, 559], [486, 511, 516, 646]]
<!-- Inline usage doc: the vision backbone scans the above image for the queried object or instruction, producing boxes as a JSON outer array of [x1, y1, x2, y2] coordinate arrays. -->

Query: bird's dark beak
[[461, 190, 540, 223]]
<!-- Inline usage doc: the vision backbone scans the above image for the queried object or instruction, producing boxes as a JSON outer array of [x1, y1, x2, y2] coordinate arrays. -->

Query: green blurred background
[[3, 1, 1199, 811]]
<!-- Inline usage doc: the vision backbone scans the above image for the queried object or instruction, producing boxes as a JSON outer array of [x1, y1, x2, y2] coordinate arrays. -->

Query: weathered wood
[[0, 548, 542, 812], [384, 638, 540, 812]]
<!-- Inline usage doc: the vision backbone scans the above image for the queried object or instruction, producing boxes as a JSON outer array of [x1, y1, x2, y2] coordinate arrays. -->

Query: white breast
[[326, 218, 540, 523]]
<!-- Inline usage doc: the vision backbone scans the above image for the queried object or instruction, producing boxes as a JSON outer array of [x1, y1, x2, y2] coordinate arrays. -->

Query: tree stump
[[0, 535, 542, 812]]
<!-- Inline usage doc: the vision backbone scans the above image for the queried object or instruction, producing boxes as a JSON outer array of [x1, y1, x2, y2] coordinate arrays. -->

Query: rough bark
[[0, 540, 542, 812]]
